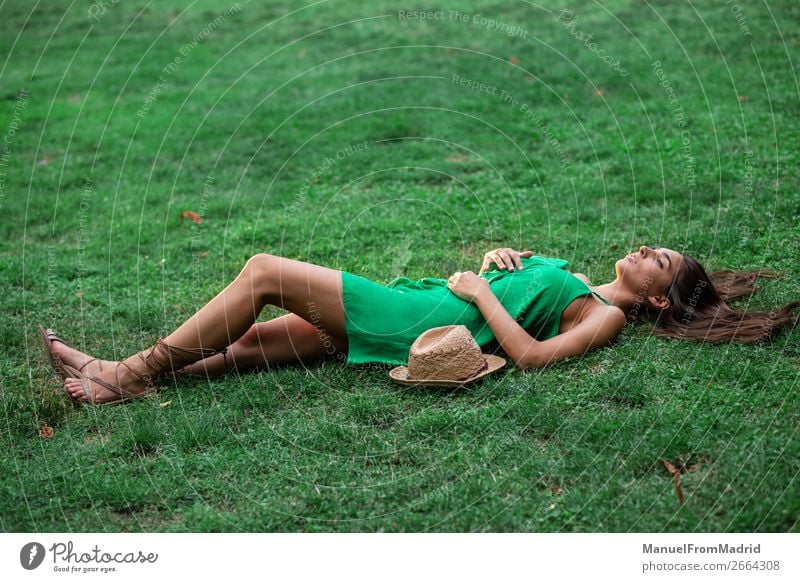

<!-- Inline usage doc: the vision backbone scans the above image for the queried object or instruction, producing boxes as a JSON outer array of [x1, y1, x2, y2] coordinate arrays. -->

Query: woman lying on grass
[[42, 246, 799, 405]]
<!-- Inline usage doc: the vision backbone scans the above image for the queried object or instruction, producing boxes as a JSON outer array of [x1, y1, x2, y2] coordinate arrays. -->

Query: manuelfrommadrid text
[[643, 543, 761, 554]]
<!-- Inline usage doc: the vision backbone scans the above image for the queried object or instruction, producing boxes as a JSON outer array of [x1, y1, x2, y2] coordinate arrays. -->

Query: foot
[[50, 338, 115, 378], [63, 361, 151, 404]]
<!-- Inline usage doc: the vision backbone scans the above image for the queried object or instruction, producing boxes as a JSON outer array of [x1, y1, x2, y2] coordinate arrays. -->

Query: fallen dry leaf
[[509, 55, 520, 65], [544, 477, 563, 496], [659, 458, 685, 503], [39, 423, 54, 439], [738, 95, 749, 102], [658, 457, 705, 504], [180, 210, 202, 224], [594, 87, 605, 97], [660, 458, 679, 477], [160, 401, 172, 409], [198, 251, 208, 258]]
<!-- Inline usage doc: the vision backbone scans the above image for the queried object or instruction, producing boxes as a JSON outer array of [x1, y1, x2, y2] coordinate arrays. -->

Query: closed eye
[[657, 250, 666, 269]]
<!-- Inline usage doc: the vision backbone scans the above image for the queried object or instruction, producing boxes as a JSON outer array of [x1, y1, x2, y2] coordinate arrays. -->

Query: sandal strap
[[78, 358, 99, 373], [44, 329, 65, 343], [221, 347, 230, 373], [130, 336, 229, 385], [80, 369, 140, 404], [167, 346, 231, 380], [71, 335, 229, 405]]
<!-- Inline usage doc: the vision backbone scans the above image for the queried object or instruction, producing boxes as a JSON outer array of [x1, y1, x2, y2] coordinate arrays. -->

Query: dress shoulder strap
[[571, 275, 612, 306], [589, 290, 612, 306]]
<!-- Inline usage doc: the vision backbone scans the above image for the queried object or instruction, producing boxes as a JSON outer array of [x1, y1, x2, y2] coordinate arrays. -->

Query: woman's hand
[[479, 248, 534, 274], [447, 270, 490, 303]]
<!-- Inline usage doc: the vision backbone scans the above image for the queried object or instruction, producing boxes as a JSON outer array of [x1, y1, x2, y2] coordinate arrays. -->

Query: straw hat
[[389, 325, 506, 387]]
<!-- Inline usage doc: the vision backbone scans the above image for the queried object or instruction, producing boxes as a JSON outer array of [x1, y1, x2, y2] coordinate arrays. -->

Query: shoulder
[[586, 304, 627, 337], [571, 272, 591, 284]]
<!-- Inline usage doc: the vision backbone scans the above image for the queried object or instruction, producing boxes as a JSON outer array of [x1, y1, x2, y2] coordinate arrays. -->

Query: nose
[[639, 245, 651, 257]]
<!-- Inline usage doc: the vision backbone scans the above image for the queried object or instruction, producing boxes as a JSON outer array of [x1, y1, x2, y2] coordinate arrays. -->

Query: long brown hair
[[629, 254, 800, 343]]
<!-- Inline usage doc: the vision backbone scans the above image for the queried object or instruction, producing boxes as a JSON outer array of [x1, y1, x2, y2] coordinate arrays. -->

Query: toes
[[63, 379, 83, 400], [64, 376, 101, 403]]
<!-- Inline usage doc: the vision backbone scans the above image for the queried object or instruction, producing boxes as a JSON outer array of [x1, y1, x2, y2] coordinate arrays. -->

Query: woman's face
[[616, 245, 683, 302]]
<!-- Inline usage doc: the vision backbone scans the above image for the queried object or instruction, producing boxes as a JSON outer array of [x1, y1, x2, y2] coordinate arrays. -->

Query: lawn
[[0, 0, 798, 532]]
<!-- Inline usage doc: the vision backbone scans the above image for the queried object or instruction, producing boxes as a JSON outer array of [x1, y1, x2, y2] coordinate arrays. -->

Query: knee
[[240, 253, 277, 291], [238, 324, 265, 348], [243, 253, 276, 273]]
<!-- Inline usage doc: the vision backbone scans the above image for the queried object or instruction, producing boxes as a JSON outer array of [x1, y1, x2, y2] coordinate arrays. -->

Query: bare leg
[[52, 313, 347, 377], [64, 254, 349, 403], [55, 313, 347, 379], [180, 313, 348, 376]]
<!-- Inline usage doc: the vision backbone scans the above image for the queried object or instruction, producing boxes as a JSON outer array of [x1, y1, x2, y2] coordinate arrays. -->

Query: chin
[[615, 257, 633, 276]]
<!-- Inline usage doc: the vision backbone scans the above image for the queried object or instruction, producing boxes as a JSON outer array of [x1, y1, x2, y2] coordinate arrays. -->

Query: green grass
[[1, 0, 799, 532]]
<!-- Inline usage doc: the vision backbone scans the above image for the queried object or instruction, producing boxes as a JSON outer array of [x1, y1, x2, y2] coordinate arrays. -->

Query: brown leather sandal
[[69, 336, 229, 406], [39, 325, 110, 381], [38, 326, 72, 380]]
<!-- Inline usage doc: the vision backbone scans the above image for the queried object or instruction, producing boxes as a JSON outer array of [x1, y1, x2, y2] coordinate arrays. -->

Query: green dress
[[340, 255, 611, 366]]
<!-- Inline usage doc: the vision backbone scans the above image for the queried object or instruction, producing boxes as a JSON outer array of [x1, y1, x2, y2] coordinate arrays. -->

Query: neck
[[590, 280, 642, 315]]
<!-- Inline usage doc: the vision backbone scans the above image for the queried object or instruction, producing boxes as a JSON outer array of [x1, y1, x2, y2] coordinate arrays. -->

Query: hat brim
[[388, 354, 507, 387]]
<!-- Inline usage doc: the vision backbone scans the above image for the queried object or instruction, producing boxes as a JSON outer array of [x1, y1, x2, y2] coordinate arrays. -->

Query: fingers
[[509, 250, 526, 271], [495, 249, 522, 271], [447, 272, 460, 293], [482, 248, 533, 272], [499, 250, 515, 271], [485, 250, 512, 271]]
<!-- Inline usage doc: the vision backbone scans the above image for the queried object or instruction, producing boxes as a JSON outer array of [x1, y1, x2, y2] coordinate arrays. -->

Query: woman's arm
[[473, 287, 626, 370], [447, 271, 626, 370]]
